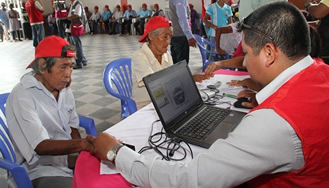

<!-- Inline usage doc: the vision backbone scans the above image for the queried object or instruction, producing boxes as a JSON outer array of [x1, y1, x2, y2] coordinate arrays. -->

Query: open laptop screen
[[143, 61, 201, 125]]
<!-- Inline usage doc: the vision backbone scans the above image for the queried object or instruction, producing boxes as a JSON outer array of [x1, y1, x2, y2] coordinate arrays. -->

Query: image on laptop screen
[[146, 62, 201, 124]]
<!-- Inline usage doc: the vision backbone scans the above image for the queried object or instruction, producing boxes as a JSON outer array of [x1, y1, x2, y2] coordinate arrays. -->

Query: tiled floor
[[0, 34, 204, 133]]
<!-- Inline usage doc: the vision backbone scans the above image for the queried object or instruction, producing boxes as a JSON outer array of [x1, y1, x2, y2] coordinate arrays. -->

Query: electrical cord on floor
[[138, 120, 194, 161]]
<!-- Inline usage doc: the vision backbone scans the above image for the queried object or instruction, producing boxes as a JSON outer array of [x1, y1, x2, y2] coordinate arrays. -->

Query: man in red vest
[[25, 0, 45, 47], [89, 2, 329, 187]]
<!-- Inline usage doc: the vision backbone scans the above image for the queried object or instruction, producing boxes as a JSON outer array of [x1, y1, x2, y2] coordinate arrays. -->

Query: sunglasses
[[240, 18, 274, 43]]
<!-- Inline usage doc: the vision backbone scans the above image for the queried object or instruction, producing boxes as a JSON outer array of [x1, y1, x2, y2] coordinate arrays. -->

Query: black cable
[[138, 120, 194, 161]]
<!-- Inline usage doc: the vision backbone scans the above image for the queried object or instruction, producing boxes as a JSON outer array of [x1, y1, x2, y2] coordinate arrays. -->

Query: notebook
[[142, 61, 246, 148]]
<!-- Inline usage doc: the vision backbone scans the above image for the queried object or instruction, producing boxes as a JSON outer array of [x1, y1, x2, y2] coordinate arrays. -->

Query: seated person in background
[[121, 4, 137, 35], [84, 6, 91, 20], [215, 22, 242, 56], [6, 36, 94, 188], [89, 6, 101, 34], [131, 16, 173, 109], [109, 5, 123, 35], [151, 3, 165, 17], [98, 5, 112, 33], [134, 3, 151, 35], [91, 2, 329, 187]]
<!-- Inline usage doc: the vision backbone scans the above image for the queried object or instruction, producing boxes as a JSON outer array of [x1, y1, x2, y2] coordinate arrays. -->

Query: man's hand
[[227, 78, 262, 92], [237, 89, 258, 109], [217, 48, 227, 56], [188, 38, 197, 47], [89, 133, 120, 161]]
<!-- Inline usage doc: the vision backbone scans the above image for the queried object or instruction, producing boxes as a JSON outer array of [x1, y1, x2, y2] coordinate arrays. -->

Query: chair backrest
[[194, 34, 216, 72], [0, 93, 16, 163], [103, 58, 137, 120]]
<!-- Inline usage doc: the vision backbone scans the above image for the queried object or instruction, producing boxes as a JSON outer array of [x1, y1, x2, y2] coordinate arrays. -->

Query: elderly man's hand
[[89, 133, 120, 161], [188, 38, 197, 47]]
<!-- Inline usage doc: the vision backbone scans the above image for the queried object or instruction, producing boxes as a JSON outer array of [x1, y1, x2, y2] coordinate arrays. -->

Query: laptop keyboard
[[176, 107, 230, 140]]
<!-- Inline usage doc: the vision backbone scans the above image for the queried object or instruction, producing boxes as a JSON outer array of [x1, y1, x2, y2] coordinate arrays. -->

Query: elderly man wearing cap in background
[[89, 5, 101, 35], [109, 4, 123, 35], [99, 5, 112, 34], [131, 16, 173, 109], [134, 3, 151, 35], [152, 3, 165, 17], [6, 36, 94, 188], [121, 4, 137, 35], [165, 0, 197, 64]]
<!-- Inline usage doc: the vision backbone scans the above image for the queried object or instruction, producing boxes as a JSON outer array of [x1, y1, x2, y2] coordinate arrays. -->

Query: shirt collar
[[141, 43, 170, 66], [256, 55, 313, 104]]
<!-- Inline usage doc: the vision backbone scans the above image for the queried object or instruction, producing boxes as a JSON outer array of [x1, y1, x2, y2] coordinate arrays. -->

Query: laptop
[[142, 61, 246, 148]]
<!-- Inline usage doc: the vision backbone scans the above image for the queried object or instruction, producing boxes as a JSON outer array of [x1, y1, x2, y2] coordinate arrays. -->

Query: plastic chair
[[103, 58, 137, 120], [78, 114, 97, 136], [0, 93, 33, 188], [194, 34, 219, 72]]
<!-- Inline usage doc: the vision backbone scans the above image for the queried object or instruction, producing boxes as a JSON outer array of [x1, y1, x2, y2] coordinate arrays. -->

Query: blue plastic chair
[[103, 58, 137, 120], [194, 34, 220, 72], [0, 93, 33, 188], [0, 92, 97, 188]]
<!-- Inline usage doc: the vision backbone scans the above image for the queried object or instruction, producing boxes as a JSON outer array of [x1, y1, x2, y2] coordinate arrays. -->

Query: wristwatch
[[106, 143, 123, 164]]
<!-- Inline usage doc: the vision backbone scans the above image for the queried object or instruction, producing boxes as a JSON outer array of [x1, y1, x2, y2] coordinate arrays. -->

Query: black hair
[[239, 2, 311, 60]]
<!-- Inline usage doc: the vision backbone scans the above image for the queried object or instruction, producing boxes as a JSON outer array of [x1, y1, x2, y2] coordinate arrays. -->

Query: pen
[[223, 93, 237, 99]]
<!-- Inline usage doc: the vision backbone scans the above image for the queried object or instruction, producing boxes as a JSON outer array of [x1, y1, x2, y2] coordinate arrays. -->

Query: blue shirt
[[0, 8, 9, 26], [103, 10, 112, 20], [137, 9, 150, 18], [206, 2, 233, 36], [124, 10, 137, 19]]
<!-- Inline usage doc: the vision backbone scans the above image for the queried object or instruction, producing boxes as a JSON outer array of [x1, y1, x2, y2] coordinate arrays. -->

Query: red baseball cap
[[139, 16, 171, 43], [128, 4, 132, 8], [94, 5, 98, 9], [189, 3, 193, 7], [154, 3, 159, 8], [116, 4, 120, 8], [26, 36, 75, 69], [84, 6, 88, 10], [104, 5, 109, 9], [142, 3, 147, 7]]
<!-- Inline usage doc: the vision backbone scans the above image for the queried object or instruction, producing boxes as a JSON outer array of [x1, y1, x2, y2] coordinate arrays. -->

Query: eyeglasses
[[240, 19, 274, 43]]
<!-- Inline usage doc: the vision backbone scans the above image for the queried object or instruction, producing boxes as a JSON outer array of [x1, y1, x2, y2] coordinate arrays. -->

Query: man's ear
[[263, 43, 277, 67], [38, 58, 47, 74]]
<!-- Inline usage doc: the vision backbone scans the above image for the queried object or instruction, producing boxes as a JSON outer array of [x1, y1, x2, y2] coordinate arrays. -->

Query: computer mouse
[[233, 97, 252, 109]]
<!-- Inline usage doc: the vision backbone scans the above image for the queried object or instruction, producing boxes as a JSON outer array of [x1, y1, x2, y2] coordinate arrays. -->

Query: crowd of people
[[2, 0, 329, 187]]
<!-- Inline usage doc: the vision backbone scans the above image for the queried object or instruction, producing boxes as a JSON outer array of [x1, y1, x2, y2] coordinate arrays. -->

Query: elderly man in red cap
[[131, 16, 173, 109], [151, 3, 165, 17], [89, 5, 101, 34], [99, 5, 112, 33], [109, 4, 123, 35], [121, 4, 137, 35], [6, 36, 95, 188], [134, 3, 151, 35]]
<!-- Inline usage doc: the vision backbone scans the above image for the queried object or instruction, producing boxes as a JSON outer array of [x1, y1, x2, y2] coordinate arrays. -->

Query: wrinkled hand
[[84, 135, 96, 154], [193, 74, 213, 82], [204, 62, 217, 75], [188, 38, 197, 47], [89, 133, 120, 161], [237, 89, 258, 108]]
